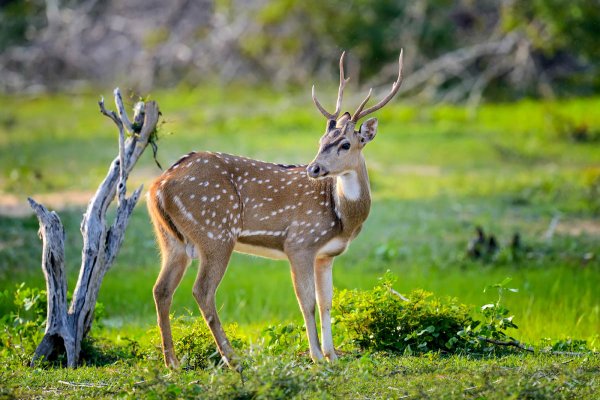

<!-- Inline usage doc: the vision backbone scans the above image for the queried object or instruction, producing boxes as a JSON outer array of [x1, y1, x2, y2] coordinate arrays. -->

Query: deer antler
[[312, 52, 350, 120], [351, 49, 404, 122]]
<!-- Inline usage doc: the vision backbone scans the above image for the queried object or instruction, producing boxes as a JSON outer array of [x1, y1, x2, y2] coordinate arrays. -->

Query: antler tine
[[351, 49, 404, 122], [333, 51, 350, 117], [312, 51, 350, 120], [351, 88, 372, 122], [312, 85, 335, 119]]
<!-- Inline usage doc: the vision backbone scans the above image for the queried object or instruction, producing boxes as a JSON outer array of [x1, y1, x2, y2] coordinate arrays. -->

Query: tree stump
[[28, 89, 160, 367]]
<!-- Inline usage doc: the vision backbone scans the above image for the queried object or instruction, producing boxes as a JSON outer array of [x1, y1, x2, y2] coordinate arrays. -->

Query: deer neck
[[333, 155, 371, 237]]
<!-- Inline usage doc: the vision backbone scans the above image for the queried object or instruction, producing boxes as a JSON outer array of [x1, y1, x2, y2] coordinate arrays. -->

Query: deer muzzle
[[307, 162, 329, 179]]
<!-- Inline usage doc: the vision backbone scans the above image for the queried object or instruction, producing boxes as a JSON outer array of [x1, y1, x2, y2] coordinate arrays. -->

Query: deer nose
[[307, 163, 321, 178]]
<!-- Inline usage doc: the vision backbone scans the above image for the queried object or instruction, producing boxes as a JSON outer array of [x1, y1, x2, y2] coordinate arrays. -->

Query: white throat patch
[[337, 171, 361, 201]]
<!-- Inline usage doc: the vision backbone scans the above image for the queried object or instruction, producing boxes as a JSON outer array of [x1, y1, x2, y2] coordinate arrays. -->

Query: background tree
[[0, 0, 598, 100]]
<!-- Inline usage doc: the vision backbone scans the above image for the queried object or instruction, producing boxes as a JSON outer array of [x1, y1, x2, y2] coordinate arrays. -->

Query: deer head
[[307, 50, 404, 179]]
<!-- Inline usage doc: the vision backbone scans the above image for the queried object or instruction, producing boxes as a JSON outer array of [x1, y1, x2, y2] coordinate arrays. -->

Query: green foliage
[[0, 91, 598, 397], [79, 335, 141, 366], [0, 0, 46, 51], [542, 337, 595, 354], [502, 0, 600, 94], [262, 322, 307, 354], [548, 108, 600, 143], [0, 283, 46, 362], [333, 273, 540, 356], [479, 278, 519, 337], [457, 278, 524, 354], [0, 279, 597, 398], [504, 0, 600, 62], [166, 317, 243, 370], [333, 272, 475, 354], [243, 0, 466, 80], [0, 282, 109, 365]]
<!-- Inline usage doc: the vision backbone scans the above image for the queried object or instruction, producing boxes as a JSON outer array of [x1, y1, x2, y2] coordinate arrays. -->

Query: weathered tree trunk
[[29, 89, 160, 367]]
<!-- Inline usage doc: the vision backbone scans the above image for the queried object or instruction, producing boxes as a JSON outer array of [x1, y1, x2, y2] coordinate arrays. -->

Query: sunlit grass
[[0, 88, 598, 353]]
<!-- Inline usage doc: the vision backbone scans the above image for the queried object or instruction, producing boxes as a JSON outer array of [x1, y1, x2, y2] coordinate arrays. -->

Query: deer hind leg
[[192, 244, 239, 370], [152, 230, 191, 369], [315, 256, 337, 361], [288, 253, 324, 362]]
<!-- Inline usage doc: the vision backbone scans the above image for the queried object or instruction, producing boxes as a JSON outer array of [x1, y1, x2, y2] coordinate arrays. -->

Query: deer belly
[[317, 237, 348, 257], [233, 242, 288, 260]]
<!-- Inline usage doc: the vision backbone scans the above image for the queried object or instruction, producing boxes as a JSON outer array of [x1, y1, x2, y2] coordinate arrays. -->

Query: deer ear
[[358, 118, 378, 145]]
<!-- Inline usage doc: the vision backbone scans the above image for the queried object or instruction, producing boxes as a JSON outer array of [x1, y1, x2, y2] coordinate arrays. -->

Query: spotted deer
[[147, 51, 404, 370]]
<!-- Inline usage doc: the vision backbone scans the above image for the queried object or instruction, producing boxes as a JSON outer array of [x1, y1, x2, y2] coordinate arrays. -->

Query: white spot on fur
[[240, 230, 284, 237]]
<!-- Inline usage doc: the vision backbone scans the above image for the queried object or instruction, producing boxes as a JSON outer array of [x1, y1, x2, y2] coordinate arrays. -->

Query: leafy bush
[[542, 338, 595, 354], [168, 317, 244, 370], [0, 283, 46, 363], [333, 273, 475, 354], [333, 273, 532, 355], [80, 335, 141, 366], [262, 322, 307, 355], [0, 282, 106, 364]]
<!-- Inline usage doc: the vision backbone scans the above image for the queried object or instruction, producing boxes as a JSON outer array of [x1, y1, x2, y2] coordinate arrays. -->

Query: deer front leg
[[288, 252, 324, 362], [315, 256, 337, 361], [153, 241, 191, 369], [193, 246, 240, 371]]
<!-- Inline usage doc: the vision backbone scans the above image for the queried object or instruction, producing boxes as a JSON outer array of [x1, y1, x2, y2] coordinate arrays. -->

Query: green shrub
[[333, 273, 474, 354], [0, 283, 46, 363], [542, 338, 595, 354], [80, 335, 142, 366], [0, 282, 106, 364], [332, 273, 535, 356], [169, 317, 244, 369], [262, 322, 307, 355]]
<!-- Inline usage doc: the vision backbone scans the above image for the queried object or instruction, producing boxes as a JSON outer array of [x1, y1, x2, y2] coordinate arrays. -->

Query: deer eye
[[340, 142, 351, 151]]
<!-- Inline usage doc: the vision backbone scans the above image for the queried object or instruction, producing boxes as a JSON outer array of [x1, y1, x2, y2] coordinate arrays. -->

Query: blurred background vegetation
[[1, 0, 599, 101]]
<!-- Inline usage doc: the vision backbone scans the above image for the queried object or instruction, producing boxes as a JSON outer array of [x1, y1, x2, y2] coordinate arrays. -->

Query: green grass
[[2, 350, 599, 399], [0, 87, 599, 398]]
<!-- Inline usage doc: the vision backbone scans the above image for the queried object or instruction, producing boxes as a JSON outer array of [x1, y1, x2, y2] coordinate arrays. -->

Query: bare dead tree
[[28, 89, 160, 367], [397, 33, 522, 105]]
